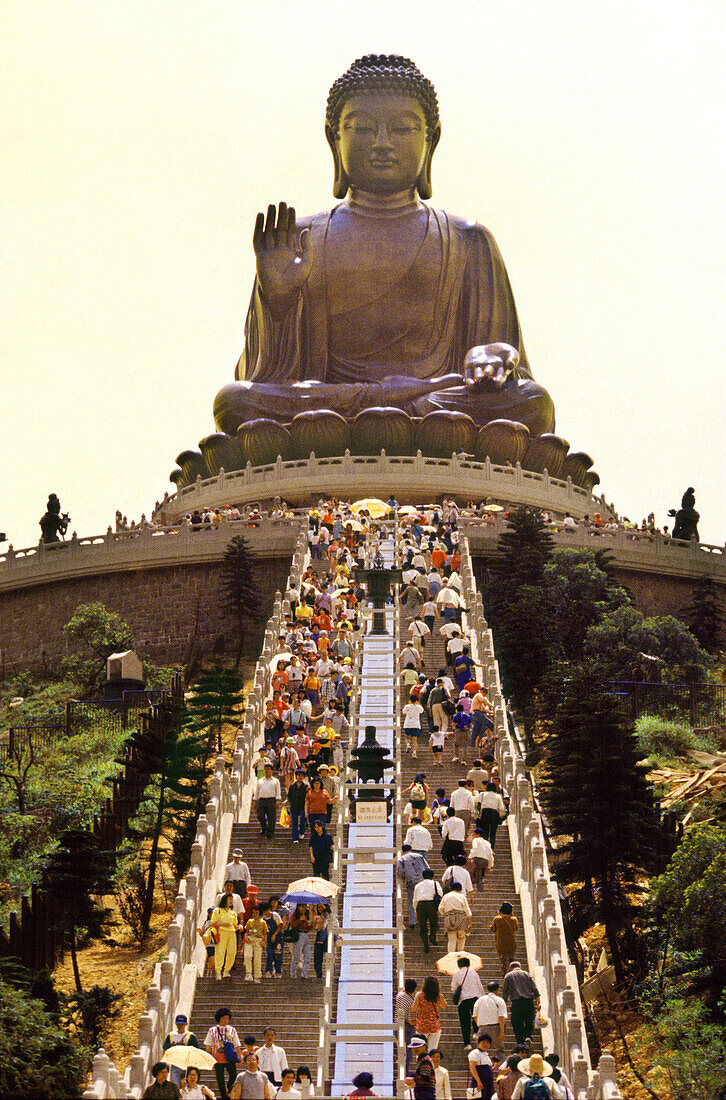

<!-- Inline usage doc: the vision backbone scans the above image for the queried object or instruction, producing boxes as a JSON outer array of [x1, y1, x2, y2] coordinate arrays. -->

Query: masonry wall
[[0, 557, 291, 676]]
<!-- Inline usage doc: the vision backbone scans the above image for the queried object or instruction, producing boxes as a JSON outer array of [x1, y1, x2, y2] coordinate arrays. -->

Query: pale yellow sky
[[2, 0, 725, 549]]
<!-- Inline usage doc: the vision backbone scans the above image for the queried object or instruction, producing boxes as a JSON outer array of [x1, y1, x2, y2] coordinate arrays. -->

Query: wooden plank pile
[[651, 749, 726, 825]]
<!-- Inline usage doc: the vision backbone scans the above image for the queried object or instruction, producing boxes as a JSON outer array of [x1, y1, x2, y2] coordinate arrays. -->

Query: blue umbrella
[[280, 890, 328, 905]]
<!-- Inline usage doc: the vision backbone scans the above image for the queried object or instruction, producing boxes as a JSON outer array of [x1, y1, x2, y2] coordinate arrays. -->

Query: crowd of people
[[148, 497, 576, 1099]]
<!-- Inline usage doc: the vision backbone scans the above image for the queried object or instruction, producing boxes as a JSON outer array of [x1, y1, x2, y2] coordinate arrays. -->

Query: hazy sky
[[2, 0, 725, 550]]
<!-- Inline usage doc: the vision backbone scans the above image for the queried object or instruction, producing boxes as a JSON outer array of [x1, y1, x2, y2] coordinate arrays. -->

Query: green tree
[[0, 983, 83, 1100], [648, 823, 726, 996], [184, 666, 246, 756], [124, 703, 210, 940], [583, 605, 712, 684], [684, 575, 723, 654], [543, 548, 630, 662], [641, 997, 724, 1100], [539, 664, 659, 983], [485, 508, 557, 742], [44, 830, 114, 993], [221, 535, 261, 668], [62, 602, 135, 690]]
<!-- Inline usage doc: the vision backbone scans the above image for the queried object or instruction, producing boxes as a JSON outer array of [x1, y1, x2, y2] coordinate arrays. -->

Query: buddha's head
[[326, 54, 441, 200]]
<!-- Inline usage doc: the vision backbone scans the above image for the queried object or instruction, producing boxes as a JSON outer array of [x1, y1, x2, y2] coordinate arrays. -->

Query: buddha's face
[[338, 93, 429, 195]]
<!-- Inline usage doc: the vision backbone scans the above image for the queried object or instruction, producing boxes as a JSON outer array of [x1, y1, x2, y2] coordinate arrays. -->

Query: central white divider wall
[[329, 533, 399, 1096]]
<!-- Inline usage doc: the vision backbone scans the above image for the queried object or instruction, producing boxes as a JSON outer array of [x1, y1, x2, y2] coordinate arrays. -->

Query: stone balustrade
[[155, 452, 614, 524], [459, 537, 624, 1100], [82, 524, 310, 1098], [462, 514, 726, 581], [0, 516, 303, 593]]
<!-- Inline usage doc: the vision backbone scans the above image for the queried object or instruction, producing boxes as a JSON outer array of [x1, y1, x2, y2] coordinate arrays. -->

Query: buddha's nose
[[372, 124, 394, 152]]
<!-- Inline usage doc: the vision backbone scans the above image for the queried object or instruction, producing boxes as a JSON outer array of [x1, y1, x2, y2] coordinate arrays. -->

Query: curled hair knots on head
[[326, 53, 440, 139]]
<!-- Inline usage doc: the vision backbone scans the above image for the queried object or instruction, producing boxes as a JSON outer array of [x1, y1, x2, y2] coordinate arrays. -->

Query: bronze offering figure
[[669, 487, 700, 542], [39, 494, 70, 544], [214, 54, 555, 439]]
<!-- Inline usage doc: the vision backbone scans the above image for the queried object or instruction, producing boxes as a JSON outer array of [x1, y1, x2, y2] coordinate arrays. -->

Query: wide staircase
[[399, 602, 541, 1097], [189, 821, 334, 1090]]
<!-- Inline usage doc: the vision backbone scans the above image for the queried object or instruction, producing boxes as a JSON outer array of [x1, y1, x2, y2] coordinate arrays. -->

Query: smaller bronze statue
[[347, 724, 395, 821], [668, 487, 699, 542], [39, 494, 71, 545]]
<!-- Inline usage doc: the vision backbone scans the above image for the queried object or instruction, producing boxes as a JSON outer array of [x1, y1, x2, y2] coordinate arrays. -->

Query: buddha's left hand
[[463, 343, 519, 391]]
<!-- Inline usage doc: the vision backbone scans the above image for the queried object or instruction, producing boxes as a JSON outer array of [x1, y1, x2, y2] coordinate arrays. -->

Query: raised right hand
[[253, 202, 312, 306]]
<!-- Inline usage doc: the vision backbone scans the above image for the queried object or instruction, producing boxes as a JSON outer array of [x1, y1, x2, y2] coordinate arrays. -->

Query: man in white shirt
[[254, 764, 282, 839], [430, 1050, 452, 1100], [450, 957, 484, 1046], [469, 832, 494, 891], [404, 817, 433, 854], [441, 857, 473, 903], [472, 980, 508, 1053], [399, 644, 421, 672], [224, 849, 252, 897], [275, 1070, 300, 1097], [437, 883, 471, 952], [412, 869, 442, 953], [256, 1027, 288, 1088], [477, 783, 507, 849], [408, 616, 431, 656], [466, 762, 489, 791], [449, 781, 476, 833], [440, 808, 466, 864]]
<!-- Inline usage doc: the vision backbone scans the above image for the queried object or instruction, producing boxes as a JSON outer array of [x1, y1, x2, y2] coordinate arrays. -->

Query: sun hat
[[517, 1055, 553, 1077], [408, 1036, 427, 1050]]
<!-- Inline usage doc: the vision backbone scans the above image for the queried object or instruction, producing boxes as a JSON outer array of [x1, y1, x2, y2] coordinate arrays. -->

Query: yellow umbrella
[[344, 518, 365, 532], [351, 498, 389, 518], [162, 1046, 218, 1071], [483, 503, 504, 512], [435, 951, 483, 976]]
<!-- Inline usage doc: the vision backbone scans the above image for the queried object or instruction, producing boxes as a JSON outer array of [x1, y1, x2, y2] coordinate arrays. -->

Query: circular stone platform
[[154, 449, 616, 525]]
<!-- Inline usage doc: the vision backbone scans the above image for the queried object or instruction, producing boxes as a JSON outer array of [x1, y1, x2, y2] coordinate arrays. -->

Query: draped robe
[[213, 203, 554, 435]]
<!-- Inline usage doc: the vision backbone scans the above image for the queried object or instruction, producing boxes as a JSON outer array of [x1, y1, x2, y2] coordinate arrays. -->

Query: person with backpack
[[510, 1054, 558, 1098], [162, 1014, 199, 1086]]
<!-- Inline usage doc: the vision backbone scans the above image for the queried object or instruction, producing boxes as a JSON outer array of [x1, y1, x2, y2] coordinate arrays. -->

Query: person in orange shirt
[[431, 544, 447, 570]]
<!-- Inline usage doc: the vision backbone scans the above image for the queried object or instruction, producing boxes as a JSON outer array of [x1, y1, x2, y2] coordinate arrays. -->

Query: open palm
[[253, 202, 313, 304]]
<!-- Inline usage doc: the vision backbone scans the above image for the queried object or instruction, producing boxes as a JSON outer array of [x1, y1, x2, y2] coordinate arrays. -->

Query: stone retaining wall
[[0, 557, 290, 675]]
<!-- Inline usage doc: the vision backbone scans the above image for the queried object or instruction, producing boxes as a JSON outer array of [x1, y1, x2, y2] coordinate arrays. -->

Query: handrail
[[459, 536, 623, 1100], [82, 521, 311, 1099]]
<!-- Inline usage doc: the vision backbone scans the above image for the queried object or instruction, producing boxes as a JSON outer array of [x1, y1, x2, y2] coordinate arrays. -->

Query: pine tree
[[538, 664, 659, 984], [684, 575, 723, 654], [124, 700, 211, 940], [44, 830, 114, 992], [184, 666, 246, 756], [485, 508, 557, 742], [221, 535, 262, 668]]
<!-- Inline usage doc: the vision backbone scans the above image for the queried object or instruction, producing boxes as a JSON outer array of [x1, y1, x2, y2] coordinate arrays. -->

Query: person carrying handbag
[[451, 957, 484, 1046]]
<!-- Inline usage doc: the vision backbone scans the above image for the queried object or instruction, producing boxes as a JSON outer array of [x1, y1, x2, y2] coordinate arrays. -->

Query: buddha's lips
[[370, 159, 397, 167]]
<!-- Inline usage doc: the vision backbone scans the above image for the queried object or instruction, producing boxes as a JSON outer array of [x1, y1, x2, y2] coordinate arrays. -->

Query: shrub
[[0, 984, 83, 1099], [636, 715, 695, 760]]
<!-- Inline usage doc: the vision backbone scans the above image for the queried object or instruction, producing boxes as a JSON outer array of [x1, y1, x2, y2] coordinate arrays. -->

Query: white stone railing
[[82, 523, 309, 1099], [155, 452, 615, 525], [462, 514, 726, 580], [459, 537, 623, 1100], [0, 516, 303, 593]]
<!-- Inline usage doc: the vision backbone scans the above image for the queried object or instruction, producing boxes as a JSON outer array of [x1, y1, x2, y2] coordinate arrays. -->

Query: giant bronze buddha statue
[[213, 54, 556, 440]]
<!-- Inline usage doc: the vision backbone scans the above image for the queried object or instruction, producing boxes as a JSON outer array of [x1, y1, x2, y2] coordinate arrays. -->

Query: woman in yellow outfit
[[211, 893, 238, 979]]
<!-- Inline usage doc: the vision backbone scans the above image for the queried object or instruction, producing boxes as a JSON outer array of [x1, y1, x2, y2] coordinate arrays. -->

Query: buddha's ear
[[417, 123, 441, 201], [326, 123, 349, 199]]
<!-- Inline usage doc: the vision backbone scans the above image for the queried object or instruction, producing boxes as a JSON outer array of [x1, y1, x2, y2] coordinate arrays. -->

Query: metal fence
[[609, 681, 726, 729]]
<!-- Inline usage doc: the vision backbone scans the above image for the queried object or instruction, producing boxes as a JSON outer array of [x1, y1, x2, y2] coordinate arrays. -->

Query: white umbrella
[[436, 951, 483, 976], [436, 587, 461, 607], [269, 650, 292, 672], [484, 503, 504, 512], [287, 875, 339, 897], [162, 1047, 218, 1071]]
